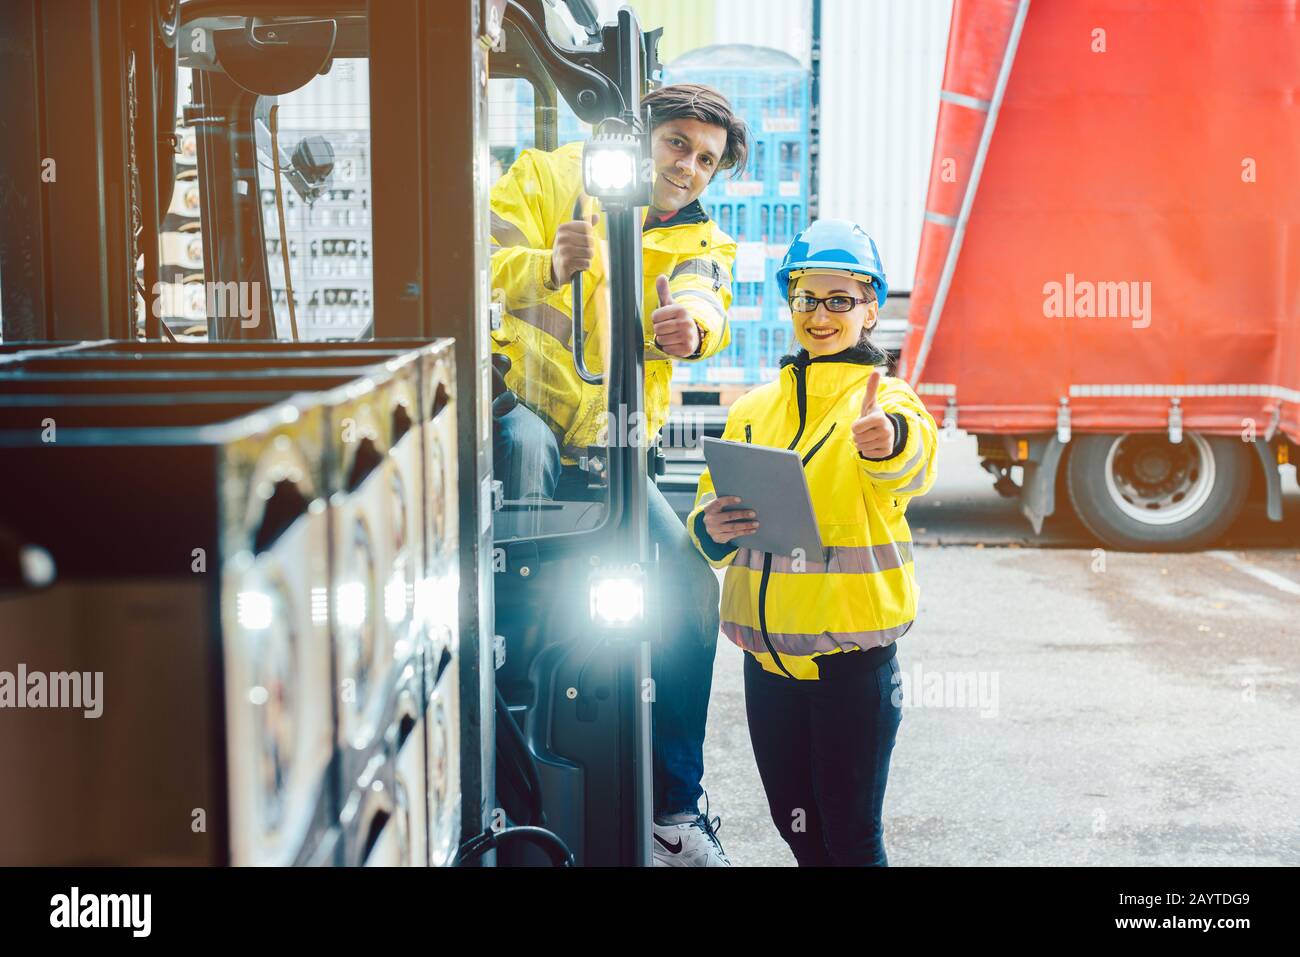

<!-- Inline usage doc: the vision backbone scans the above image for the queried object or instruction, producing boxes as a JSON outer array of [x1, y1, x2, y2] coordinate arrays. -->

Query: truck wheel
[[1066, 432, 1249, 551]]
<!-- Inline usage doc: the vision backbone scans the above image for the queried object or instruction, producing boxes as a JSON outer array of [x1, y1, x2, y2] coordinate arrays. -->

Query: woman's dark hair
[[642, 83, 749, 179], [854, 283, 883, 352]]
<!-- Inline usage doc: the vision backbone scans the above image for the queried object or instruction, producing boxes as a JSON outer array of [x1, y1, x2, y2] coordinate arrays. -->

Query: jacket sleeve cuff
[[686, 320, 708, 360], [496, 247, 560, 309], [692, 511, 739, 563], [538, 251, 557, 293], [860, 411, 909, 462]]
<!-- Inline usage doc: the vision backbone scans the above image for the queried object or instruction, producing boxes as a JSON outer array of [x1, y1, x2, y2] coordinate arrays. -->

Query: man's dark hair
[[642, 83, 749, 179]]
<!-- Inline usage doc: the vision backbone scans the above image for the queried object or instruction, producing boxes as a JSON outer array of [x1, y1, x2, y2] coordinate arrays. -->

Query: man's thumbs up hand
[[655, 274, 674, 307], [852, 369, 896, 458], [651, 274, 701, 358]]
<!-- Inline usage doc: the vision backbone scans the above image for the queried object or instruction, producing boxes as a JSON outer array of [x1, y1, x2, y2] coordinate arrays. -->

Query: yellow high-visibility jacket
[[687, 345, 939, 679], [490, 141, 736, 462]]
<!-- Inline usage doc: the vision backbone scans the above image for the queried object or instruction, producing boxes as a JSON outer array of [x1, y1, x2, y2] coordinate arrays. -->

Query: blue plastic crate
[[488, 80, 590, 178], [665, 45, 810, 387]]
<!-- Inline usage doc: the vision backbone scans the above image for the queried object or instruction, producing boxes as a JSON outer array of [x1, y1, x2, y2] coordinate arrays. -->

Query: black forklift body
[[485, 3, 660, 866]]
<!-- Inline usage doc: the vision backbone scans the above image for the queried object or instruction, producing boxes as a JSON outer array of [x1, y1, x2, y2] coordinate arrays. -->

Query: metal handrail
[[570, 198, 603, 384]]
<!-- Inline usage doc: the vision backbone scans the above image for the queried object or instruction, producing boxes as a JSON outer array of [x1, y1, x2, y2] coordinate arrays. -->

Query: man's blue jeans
[[494, 402, 720, 817]]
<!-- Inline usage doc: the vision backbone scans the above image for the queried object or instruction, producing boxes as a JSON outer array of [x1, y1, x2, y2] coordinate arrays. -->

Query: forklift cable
[[268, 104, 300, 341], [574, 632, 611, 704], [455, 825, 575, 868], [495, 688, 545, 827], [496, 635, 613, 833]]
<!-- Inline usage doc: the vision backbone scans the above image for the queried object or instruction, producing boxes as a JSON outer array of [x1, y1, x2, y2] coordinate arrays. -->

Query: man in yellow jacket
[[489, 84, 747, 866]]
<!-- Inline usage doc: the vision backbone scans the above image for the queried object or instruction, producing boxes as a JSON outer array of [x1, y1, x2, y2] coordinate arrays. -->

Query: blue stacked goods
[[665, 44, 810, 386]]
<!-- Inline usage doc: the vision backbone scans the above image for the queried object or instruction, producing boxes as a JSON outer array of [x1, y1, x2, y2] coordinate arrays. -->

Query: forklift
[[0, 0, 666, 866]]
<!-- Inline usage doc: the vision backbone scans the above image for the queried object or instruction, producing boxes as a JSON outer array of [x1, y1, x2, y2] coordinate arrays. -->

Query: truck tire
[[1066, 432, 1250, 551]]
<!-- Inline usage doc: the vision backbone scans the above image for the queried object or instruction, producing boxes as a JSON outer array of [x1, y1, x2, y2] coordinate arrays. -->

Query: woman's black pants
[[743, 646, 903, 866]]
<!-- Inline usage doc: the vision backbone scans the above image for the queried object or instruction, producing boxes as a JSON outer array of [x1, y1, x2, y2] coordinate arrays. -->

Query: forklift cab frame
[[174, 0, 664, 865], [0, 0, 665, 867]]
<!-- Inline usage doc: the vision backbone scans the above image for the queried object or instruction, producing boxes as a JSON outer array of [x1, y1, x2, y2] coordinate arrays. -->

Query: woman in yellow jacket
[[687, 220, 938, 866]]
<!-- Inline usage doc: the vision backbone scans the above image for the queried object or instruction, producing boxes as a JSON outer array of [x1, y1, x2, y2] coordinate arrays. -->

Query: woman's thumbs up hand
[[651, 275, 701, 358], [851, 370, 897, 459]]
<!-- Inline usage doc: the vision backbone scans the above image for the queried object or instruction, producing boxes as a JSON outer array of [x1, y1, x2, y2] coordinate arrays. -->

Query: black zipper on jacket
[[755, 362, 813, 680], [786, 363, 809, 450], [801, 423, 836, 466], [756, 552, 795, 678], [745, 423, 752, 443], [756, 423, 832, 679]]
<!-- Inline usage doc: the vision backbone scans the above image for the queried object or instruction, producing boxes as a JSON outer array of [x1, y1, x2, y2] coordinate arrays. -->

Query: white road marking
[[1208, 550, 1300, 597]]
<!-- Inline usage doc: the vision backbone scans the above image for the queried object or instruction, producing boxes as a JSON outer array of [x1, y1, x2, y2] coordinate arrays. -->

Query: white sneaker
[[652, 810, 732, 867]]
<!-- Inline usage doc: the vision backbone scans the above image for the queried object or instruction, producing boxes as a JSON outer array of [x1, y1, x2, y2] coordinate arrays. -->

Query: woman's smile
[[805, 325, 841, 342]]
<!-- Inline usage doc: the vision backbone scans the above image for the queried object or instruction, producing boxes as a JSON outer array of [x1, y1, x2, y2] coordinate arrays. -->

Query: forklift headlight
[[584, 145, 637, 194], [589, 565, 645, 628], [582, 125, 649, 204]]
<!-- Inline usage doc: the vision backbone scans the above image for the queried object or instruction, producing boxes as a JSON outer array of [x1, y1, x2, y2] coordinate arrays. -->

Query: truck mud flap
[[1251, 439, 1283, 522], [1020, 436, 1066, 534]]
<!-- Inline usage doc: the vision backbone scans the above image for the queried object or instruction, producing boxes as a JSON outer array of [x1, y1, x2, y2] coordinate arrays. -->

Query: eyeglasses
[[789, 294, 874, 314]]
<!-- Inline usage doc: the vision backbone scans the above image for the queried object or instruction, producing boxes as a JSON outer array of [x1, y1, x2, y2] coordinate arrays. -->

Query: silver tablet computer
[[701, 436, 824, 558]]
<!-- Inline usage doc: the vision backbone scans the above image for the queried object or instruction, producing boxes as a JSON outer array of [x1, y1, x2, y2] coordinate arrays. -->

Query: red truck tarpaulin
[[902, 0, 1300, 447]]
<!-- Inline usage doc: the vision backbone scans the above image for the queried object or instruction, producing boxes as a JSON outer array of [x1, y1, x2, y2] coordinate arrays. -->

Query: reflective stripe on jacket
[[686, 345, 939, 680], [490, 141, 736, 462]]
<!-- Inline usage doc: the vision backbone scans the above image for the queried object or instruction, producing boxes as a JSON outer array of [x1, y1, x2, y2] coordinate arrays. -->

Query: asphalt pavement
[[698, 432, 1300, 866]]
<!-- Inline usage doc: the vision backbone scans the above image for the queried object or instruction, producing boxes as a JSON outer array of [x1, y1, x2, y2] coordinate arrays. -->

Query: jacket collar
[[642, 199, 709, 232], [778, 340, 889, 370]]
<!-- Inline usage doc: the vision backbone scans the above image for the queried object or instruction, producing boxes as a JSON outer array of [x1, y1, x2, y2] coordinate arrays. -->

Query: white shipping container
[[713, 0, 811, 66], [581, 0, 951, 292], [593, 0, 811, 66], [818, 0, 952, 292]]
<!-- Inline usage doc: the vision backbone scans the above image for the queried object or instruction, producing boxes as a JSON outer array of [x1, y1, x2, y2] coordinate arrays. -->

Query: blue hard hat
[[776, 218, 889, 304]]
